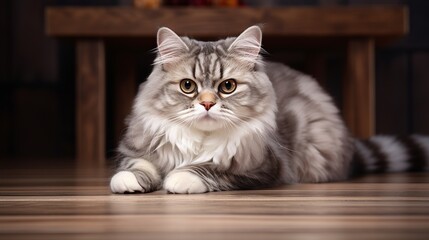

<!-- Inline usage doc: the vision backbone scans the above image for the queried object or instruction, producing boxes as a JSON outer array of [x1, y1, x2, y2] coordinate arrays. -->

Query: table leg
[[344, 38, 375, 139], [76, 40, 105, 168]]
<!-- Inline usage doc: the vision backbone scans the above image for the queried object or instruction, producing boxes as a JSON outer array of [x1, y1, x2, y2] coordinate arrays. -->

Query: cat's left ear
[[156, 27, 189, 65], [228, 25, 262, 63]]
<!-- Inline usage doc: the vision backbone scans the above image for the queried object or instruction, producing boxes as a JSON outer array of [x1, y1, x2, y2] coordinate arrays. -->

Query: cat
[[110, 26, 429, 194]]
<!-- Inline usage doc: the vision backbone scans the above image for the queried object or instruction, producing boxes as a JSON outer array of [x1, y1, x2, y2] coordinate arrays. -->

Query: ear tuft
[[228, 26, 263, 63], [155, 27, 189, 65]]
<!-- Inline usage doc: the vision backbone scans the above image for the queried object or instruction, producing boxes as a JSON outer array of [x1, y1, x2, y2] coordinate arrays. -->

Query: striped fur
[[110, 26, 429, 194], [111, 158, 162, 193], [352, 135, 429, 175]]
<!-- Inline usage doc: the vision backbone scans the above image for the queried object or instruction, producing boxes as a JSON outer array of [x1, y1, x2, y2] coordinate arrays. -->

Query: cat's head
[[141, 26, 276, 132]]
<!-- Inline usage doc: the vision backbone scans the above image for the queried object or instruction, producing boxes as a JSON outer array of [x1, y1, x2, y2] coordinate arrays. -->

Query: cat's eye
[[180, 79, 197, 94], [218, 79, 237, 94]]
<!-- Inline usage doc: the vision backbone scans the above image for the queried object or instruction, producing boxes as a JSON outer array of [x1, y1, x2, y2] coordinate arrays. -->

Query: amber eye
[[218, 79, 237, 94], [180, 79, 197, 94]]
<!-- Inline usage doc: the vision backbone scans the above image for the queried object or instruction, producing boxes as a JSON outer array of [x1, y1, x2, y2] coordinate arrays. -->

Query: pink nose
[[200, 101, 216, 111]]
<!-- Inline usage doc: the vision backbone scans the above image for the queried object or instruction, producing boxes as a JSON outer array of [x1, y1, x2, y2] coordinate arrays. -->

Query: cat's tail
[[351, 135, 429, 176]]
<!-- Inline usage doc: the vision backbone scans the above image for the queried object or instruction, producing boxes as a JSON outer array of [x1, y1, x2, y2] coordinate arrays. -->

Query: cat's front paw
[[164, 171, 208, 194], [110, 171, 144, 193]]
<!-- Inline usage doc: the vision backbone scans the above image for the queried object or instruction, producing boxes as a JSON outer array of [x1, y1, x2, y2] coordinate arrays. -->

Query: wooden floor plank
[[0, 168, 428, 239]]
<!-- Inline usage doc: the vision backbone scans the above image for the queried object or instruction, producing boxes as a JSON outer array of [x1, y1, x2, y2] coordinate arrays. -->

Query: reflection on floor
[[1, 167, 428, 240]]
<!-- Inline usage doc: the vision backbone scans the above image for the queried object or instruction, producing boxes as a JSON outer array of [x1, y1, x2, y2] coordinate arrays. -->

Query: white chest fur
[[155, 123, 267, 173]]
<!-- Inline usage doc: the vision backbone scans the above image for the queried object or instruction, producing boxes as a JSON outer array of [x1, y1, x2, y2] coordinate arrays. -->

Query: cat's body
[[110, 26, 429, 194]]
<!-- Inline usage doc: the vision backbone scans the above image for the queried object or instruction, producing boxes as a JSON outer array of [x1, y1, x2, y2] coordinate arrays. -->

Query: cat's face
[[144, 26, 275, 132]]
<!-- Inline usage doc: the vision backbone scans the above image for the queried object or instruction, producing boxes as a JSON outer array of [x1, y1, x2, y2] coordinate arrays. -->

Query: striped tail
[[351, 135, 429, 176]]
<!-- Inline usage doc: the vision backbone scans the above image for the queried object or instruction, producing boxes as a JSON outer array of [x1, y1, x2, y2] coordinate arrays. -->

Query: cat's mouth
[[193, 112, 223, 132], [200, 112, 216, 121], [195, 111, 222, 124]]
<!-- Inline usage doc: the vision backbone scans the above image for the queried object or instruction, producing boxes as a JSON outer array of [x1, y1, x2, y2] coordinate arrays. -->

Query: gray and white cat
[[110, 26, 429, 194]]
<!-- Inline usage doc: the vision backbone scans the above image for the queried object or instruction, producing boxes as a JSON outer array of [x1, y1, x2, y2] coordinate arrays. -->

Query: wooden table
[[45, 7, 408, 167]]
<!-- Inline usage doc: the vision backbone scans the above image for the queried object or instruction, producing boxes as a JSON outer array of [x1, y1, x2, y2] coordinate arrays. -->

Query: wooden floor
[[1, 167, 429, 240]]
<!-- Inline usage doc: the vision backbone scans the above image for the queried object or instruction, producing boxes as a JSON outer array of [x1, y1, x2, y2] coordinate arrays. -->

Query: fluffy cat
[[110, 26, 429, 194]]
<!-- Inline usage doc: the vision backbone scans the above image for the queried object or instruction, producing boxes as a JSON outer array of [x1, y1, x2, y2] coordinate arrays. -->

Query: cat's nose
[[200, 101, 216, 111]]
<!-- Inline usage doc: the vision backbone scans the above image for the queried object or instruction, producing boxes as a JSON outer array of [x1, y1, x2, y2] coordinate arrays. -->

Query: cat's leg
[[110, 158, 162, 193], [164, 163, 279, 194], [163, 170, 208, 194]]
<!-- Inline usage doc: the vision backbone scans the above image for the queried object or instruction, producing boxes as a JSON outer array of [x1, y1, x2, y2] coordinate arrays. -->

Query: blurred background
[[0, 0, 428, 166]]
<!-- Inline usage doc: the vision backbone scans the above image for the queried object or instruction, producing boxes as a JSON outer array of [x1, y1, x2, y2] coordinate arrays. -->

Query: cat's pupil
[[224, 81, 232, 89], [184, 80, 192, 89]]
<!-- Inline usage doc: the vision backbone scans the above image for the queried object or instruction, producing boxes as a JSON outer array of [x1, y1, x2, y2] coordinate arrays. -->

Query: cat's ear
[[156, 27, 189, 65], [228, 26, 262, 63]]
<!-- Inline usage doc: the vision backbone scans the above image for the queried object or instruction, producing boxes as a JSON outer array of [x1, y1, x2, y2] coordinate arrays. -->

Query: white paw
[[164, 171, 208, 194], [110, 171, 143, 193]]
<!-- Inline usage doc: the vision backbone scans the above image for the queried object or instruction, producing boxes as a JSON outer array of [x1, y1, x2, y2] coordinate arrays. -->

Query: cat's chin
[[192, 116, 224, 132]]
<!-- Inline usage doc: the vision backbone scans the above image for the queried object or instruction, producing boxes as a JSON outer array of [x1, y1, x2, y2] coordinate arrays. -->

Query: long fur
[[110, 26, 429, 194]]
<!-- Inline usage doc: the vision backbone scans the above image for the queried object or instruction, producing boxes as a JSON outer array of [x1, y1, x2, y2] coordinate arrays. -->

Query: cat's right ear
[[155, 27, 189, 65]]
